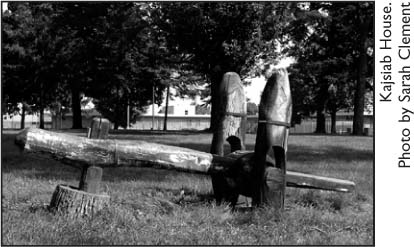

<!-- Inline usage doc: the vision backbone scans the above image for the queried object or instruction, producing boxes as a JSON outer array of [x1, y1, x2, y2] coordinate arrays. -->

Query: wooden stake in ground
[[48, 118, 111, 218], [88, 117, 110, 139], [210, 72, 247, 155], [252, 68, 292, 209], [210, 72, 247, 204]]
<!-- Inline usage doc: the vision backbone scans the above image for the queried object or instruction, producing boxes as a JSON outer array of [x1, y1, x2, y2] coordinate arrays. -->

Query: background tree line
[[2, 2, 373, 134]]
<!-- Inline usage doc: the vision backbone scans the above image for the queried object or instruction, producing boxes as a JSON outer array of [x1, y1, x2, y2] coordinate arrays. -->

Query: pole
[[126, 104, 130, 130], [152, 84, 155, 130], [163, 85, 170, 131]]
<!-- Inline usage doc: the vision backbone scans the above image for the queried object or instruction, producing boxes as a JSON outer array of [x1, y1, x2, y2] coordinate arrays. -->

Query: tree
[[351, 3, 374, 135], [51, 2, 111, 129], [246, 102, 258, 116], [49, 2, 170, 129], [155, 2, 294, 132], [285, 2, 373, 134], [2, 2, 62, 129]]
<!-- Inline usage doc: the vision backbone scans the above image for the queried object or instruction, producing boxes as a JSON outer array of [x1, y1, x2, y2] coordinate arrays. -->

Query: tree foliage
[[286, 2, 373, 134], [2, 2, 373, 134], [2, 2, 65, 128], [154, 2, 295, 130]]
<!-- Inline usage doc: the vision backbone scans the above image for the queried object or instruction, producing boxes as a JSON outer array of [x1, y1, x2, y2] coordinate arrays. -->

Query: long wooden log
[[15, 128, 355, 192], [15, 127, 215, 173]]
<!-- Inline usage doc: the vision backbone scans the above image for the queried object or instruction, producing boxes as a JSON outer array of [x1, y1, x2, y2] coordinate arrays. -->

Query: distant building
[[2, 111, 52, 129], [141, 88, 210, 117]]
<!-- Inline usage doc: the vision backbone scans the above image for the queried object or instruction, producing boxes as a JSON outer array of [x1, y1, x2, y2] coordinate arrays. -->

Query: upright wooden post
[[252, 68, 292, 210], [80, 117, 110, 192], [210, 72, 247, 204], [88, 117, 110, 139], [78, 166, 103, 194], [210, 72, 246, 155], [49, 117, 111, 218]]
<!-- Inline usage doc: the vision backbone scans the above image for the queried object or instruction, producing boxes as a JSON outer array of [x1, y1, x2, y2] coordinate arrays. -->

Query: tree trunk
[[20, 103, 26, 129], [330, 110, 337, 134], [352, 21, 369, 135], [71, 85, 83, 129], [209, 69, 224, 132], [163, 85, 170, 131], [39, 81, 45, 129], [315, 109, 326, 133], [1, 102, 4, 131], [312, 76, 328, 134], [39, 107, 45, 129], [49, 184, 109, 218]]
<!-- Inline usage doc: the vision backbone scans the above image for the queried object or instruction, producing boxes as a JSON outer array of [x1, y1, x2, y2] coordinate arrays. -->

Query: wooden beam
[[15, 128, 215, 173], [286, 170, 355, 192], [15, 128, 355, 192]]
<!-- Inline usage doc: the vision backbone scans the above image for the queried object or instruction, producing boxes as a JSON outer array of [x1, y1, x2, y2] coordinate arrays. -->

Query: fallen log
[[15, 128, 355, 192], [15, 127, 215, 173]]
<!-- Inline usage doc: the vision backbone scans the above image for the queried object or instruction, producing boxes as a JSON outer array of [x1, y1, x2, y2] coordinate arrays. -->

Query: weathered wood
[[266, 167, 284, 209], [15, 128, 355, 193], [51, 102, 62, 130], [78, 118, 110, 193], [88, 117, 110, 139], [211, 72, 246, 155], [252, 68, 292, 209], [15, 127, 214, 173], [79, 166, 103, 194], [220, 151, 355, 193], [210, 72, 247, 204], [286, 171, 355, 192], [49, 184, 109, 218]]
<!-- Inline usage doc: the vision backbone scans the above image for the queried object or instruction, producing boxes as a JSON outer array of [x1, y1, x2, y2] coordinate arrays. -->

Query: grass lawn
[[1, 129, 373, 245]]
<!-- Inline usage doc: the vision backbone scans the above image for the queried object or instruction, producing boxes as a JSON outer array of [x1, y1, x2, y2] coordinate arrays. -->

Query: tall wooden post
[[252, 68, 292, 210], [210, 72, 247, 204], [210, 72, 246, 155]]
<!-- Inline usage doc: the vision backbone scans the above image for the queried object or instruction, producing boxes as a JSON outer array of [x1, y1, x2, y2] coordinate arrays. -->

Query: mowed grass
[[1, 129, 373, 245]]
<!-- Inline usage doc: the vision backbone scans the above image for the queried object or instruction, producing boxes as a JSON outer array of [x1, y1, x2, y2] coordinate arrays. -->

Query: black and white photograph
[[2, 0, 396, 245]]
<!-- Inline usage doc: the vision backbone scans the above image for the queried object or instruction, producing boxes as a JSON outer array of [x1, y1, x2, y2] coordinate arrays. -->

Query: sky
[[244, 77, 267, 104], [2, 2, 7, 12]]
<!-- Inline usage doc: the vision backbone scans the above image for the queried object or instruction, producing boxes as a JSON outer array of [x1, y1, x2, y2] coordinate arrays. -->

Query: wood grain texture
[[251, 68, 293, 208], [211, 72, 246, 156], [16, 128, 214, 173], [15, 128, 355, 192], [286, 171, 355, 192], [89, 117, 110, 139], [79, 166, 103, 193], [49, 184, 109, 218]]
